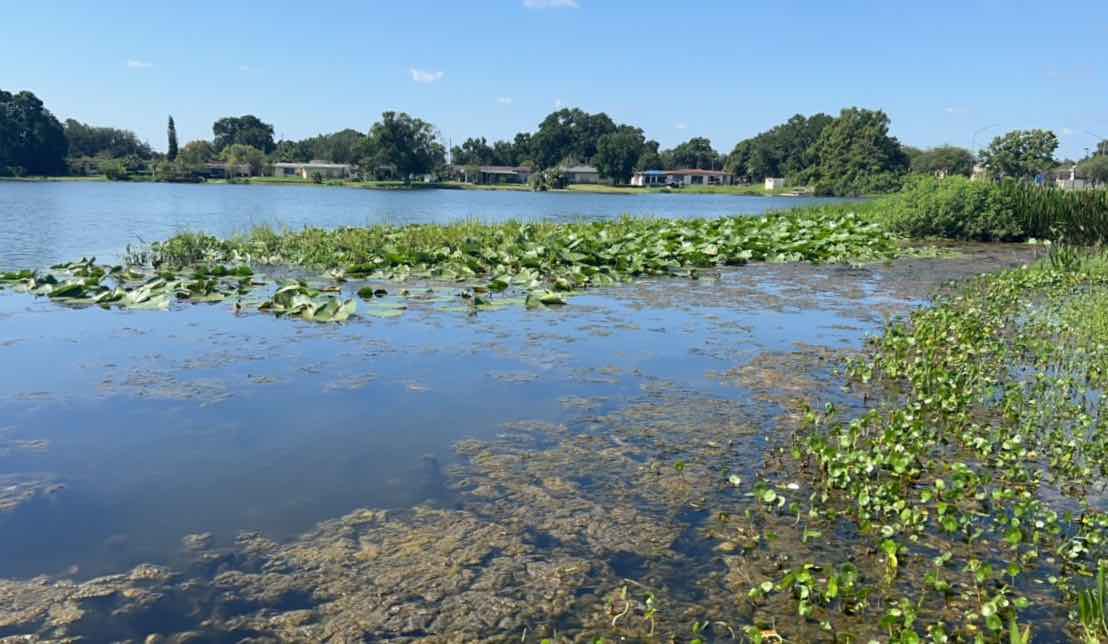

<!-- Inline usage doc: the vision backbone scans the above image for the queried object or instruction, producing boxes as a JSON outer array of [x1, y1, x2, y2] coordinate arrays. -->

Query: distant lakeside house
[[273, 160, 353, 180], [631, 169, 733, 187], [1051, 165, 1092, 191], [454, 164, 534, 184], [764, 177, 786, 191], [560, 165, 600, 184], [200, 162, 251, 179]]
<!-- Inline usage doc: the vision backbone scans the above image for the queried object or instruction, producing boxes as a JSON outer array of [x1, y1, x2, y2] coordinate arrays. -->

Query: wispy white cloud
[[1061, 127, 1075, 136], [554, 98, 564, 108], [238, 65, 251, 72], [943, 106, 968, 114], [524, 0, 579, 8], [675, 122, 688, 130], [496, 96, 513, 104], [410, 68, 444, 83], [126, 59, 153, 69]]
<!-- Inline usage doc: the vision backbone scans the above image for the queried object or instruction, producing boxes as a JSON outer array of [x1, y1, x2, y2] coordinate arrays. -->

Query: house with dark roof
[[560, 164, 601, 184], [454, 165, 534, 184]]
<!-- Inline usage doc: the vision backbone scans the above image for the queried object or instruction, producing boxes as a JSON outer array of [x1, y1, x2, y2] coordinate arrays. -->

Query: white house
[[630, 169, 733, 187], [1054, 165, 1089, 191], [272, 160, 353, 180], [630, 170, 668, 186], [764, 177, 786, 191]]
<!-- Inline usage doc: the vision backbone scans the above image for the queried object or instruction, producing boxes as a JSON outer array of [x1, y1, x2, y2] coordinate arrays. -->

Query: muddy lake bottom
[[0, 245, 1038, 641]]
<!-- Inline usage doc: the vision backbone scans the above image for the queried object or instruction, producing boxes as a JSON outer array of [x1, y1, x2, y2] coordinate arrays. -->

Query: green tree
[[356, 111, 444, 182], [594, 126, 647, 184], [63, 119, 153, 160], [279, 129, 367, 164], [910, 145, 975, 177], [273, 139, 312, 162], [212, 115, 275, 153], [530, 108, 616, 168], [179, 140, 215, 165], [978, 129, 1058, 180], [167, 116, 178, 161], [802, 108, 909, 195], [221, 143, 266, 177], [635, 140, 663, 171], [0, 89, 68, 175], [1078, 155, 1108, 186], [1096, 140, 1108, 157], [450, 137, 497, 166], [725, 113, 833, 181], [666, 137, 721, 170]]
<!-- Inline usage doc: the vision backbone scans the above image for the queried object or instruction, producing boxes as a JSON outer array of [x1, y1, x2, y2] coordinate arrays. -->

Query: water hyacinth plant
[[761, 249, 1108, 640]]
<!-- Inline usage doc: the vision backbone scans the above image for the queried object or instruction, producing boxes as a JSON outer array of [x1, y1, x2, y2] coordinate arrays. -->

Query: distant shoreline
[[0, 175, 807, 197]]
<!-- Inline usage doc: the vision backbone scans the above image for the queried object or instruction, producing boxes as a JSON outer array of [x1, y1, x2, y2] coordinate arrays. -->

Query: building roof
[[634, 170, 668, 176], [273, 161, 352, 169], [478, 165, 531, 174], [666, 168, 726, 176], [561, 165, 599, 173]]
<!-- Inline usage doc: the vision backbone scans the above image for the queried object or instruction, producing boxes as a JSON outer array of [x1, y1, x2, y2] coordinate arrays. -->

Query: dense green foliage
[[274, 129, 366, 164], [725, 113, 833, 182], [803, 108, 909, 196], [875, 175, 1108, 242], [212, 115, 275, 154], [664, 136, 722, 170], [178, 140, 215, 165], [0, 89, 68, 176], [63, 118, 153, 160], [979, 129, 1058, 180], [220, 144, 267, 177], [1078, 155, 1108, 186], [530, 108, 617, 168], [593, 126, 649, 183], [908, 145, 975, 177], [355, 111, 444, 180]]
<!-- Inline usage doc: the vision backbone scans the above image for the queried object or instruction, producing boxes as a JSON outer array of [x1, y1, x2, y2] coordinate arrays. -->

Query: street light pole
[[971, 124, 1001, 153]]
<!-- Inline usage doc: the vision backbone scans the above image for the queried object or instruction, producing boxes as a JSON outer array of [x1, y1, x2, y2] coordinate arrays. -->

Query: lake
[[0, 181, 1042, 640], [0, 181, 856, 270]]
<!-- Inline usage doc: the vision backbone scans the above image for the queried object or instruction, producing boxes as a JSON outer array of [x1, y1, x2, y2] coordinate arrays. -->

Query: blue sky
[[2, 0, 1106, 159]]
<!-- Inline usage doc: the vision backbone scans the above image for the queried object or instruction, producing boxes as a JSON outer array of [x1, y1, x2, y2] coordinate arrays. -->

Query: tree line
[[3, 87, 1106, 194]]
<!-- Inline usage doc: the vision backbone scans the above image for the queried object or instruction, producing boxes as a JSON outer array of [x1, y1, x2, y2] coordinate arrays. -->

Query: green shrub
[[877, 175, 1022, 241], [876, 175, 1108, 243], [99, 160, 129, 181]]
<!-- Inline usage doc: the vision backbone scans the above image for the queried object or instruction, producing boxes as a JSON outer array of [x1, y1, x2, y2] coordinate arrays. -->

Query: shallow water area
[[0, 242, 1038, 640]]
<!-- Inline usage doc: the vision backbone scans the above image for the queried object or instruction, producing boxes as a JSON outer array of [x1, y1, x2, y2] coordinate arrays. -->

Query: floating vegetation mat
[[1, 210, 923, 324]]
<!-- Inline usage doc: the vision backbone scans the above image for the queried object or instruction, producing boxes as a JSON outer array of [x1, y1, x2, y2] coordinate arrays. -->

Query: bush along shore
[[2, 208, 904, 322]]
